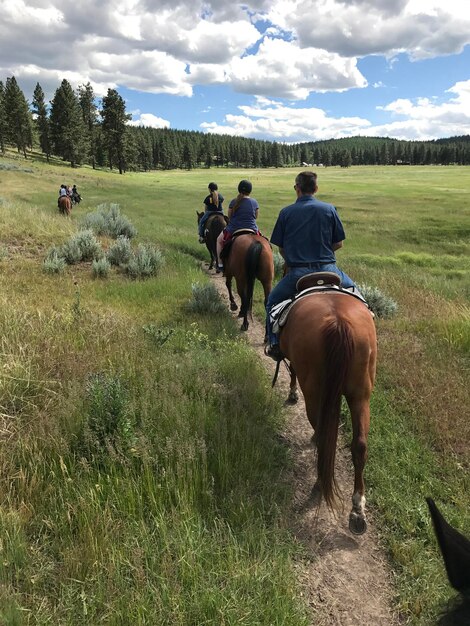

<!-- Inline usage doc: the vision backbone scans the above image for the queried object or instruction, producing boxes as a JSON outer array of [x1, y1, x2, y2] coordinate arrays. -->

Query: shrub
[[358, 284, 398, 319], [92, 257, 111, 279], [72, 230, 102, 262], [81, 204, 137, 239], [74, 373, 136, 463], [43, 247, 66, 274], [107, 236, 132, 266], [125, 243, 164, 279], [187, 282, 227, 315], [273, 251, 285, 278], [61, 230, 102, 264], [60, 238, 82, 265]]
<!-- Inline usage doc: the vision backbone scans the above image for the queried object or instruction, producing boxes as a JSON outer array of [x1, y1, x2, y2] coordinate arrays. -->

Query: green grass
[[0, 152, 469, 624]]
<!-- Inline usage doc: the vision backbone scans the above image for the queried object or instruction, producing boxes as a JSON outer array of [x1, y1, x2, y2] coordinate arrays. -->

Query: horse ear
[[427, 498, 470, 593]]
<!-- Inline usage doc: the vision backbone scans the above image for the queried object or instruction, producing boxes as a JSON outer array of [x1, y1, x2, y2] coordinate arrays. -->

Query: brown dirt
[[207, 264, 401, 626]]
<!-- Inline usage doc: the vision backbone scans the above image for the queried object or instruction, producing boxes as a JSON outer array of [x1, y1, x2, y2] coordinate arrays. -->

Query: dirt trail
[[208, 265, 401, 626]]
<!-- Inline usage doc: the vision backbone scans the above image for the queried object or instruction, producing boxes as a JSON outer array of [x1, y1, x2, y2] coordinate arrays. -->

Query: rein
[[271, 357, 292, 387]]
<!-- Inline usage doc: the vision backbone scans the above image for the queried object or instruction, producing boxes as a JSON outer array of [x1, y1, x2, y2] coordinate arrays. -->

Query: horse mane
[[316, 317, 354, 508]]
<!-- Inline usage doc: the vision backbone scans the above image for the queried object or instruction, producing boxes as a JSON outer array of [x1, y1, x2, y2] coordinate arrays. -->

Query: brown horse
[[197, 211, 227, 270], [222, 233, 274, 335], [279, 290, 377, 534], [58, 195, 72, 216]]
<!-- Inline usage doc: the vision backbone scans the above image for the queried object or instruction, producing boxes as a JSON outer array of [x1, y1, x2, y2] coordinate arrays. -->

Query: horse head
[[427, 498, 470, 624]]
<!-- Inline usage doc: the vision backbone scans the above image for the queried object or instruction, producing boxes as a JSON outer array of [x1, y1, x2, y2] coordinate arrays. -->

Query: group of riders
[[197, 171, 365, 361], [58, 183, 81, 208]]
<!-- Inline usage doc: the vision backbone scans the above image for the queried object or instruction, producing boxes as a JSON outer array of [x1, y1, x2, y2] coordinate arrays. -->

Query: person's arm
[[332, 241, 343, 251], [255, 208, 259, 219]]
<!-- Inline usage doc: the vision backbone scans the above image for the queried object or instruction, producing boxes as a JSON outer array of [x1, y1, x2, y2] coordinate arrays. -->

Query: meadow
[[0, 153, 469, 625]]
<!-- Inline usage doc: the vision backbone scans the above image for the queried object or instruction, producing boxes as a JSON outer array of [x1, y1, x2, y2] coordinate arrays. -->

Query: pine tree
[[32, 82, 51, 160], [3, 76, 33, 157], [0, 81, 6, 154], [78, 82, 98, 169], [49, 79, 86, 167], [100, 88, 131, 174]]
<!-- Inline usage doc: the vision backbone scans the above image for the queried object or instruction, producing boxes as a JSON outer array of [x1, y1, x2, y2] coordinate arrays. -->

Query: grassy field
[[0, 152, 469, 624]]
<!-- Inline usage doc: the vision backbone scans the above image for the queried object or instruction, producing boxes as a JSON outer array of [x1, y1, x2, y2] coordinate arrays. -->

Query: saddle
[[220, 229, 257, 261], [269, 271, 370, 334]]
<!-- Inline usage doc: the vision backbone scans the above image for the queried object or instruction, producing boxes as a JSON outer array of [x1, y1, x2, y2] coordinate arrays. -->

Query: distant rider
[[198, 182, 224, 243], [215, 179, 260, 273]]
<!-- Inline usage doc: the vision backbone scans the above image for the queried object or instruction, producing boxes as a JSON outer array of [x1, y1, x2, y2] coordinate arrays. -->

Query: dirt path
[[208, 265, 401, 626]]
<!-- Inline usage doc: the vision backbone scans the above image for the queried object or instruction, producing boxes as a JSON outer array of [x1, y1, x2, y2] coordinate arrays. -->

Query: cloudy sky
[[2, 0, 470, 142]]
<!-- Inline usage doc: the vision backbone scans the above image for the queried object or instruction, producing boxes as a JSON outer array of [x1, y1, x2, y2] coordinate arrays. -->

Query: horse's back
[[280, 292, 376, 390]]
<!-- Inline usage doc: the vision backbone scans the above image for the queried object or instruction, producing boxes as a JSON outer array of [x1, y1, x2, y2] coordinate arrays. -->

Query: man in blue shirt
[[265, 171, 359, 360]]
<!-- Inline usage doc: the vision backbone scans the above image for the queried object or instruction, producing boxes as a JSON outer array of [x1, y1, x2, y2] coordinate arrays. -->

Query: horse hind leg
[[225, 276, 238, 311], [347, 397, 371, 535]]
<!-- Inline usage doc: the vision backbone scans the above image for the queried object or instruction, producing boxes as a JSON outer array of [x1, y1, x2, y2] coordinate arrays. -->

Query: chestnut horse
[[58, 195, 72, 216], [223, 233, 274, 335], [197, 211, 227, 270], [279, 291, 376, 534]]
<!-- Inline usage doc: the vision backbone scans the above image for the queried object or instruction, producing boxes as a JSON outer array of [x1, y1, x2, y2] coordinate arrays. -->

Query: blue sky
[[2, 0, 470, 143]]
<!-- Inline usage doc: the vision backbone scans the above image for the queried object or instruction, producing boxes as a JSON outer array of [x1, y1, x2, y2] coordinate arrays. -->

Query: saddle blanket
[[270, 285, 370, 334]]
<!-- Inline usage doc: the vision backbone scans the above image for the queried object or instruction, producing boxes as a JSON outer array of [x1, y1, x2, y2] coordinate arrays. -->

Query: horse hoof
[[286, 392, 298, 405], [241, 324, 248, 332], [230, 303, 238, 311], [349, 512, 367, 535]]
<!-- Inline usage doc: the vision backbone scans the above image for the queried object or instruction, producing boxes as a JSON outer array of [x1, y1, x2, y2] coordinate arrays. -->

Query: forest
[[1, 75, 470, 172]]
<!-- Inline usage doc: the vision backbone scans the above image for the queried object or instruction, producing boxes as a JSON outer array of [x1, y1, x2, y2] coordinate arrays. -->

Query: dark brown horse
[[223, 233, 274, 335], [427, 498, 470, 624], [279, 290, 377, 534], [197, 211, 227, 270], [58, 195, 72, 216]]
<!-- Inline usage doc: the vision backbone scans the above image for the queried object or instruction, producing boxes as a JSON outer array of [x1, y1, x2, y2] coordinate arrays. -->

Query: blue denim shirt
[[270, 194, 345, 266]]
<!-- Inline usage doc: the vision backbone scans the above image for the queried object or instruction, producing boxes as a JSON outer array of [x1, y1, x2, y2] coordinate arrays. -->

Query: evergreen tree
[[0, 81, 6, 154], [78, 82, 98, 169], [31, 82, 51, 160], [270, 142, 283, 167], [100, 88, 131, 174], [3, 76, 33, 157], [49, 79, 86, 167], [182, 138, 196, 169]]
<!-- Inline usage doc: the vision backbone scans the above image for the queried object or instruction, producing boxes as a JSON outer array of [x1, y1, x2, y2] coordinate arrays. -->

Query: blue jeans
[[265, 264, 356, 345], [198, 211, 223, 237]]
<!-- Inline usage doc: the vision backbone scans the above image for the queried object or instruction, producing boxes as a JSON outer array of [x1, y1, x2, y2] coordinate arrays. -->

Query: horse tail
[[243, 240, 262, 315], [316, 317, 354, 508]]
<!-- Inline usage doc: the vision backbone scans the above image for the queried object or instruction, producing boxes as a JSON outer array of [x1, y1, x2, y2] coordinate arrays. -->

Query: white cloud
[[201, 80, 470, 142], [128, 112, 170, 128], [1, 0, 470, 142], [2, 0, 469, 104], [227, 37, 367, 99], [265, 0, 470, 59], [201, 96, 371, 141]]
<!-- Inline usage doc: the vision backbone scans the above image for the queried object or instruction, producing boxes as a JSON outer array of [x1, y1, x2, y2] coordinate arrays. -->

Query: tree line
[[1, 75, 470, 172]]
